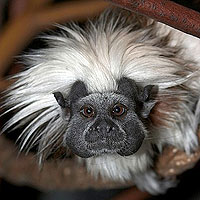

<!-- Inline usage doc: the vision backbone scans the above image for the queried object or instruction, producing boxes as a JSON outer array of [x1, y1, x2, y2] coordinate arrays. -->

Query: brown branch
[[0, 129, 200, 191], [0, 135, 132, 191], [0, 0, 109, 78], [0, 79, 14, 93], [107, 0, 200, 39], [25, 0, 53, 11]]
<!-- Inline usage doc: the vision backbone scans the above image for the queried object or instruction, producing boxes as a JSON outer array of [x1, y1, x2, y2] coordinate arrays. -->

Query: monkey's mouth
[[66, 132, 145, 158], [85, 137, 143, 157], [68, 140, 143, 158], [86, 139, 124, 153]]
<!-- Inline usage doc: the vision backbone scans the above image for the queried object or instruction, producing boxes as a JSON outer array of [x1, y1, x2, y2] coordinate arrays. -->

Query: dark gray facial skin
[[53, 78, 156, 158]]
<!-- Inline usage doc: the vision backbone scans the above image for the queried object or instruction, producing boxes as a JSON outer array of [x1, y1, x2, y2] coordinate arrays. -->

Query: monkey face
[[54, 78, 156, 158], [65, 93, 146, 158]]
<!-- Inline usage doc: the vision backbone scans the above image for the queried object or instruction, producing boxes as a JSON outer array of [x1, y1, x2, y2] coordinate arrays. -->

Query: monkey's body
[[3, 9, 200, 194]]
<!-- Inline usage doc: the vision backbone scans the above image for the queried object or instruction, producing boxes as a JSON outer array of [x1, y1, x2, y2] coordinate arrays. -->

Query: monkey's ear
[[139, 85, 157, 118], [53, 92, 70, 120], [68, 80, 88, 102], [53, 80, 88, 107], [117, 77, 139, 101], [53, 92, 66, 108], [118, 77, 157, 118]]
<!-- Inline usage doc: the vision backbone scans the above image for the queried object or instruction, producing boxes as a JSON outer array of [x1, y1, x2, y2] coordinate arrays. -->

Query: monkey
[[53, 78, 155, 158], [2, 8, 200, 194]]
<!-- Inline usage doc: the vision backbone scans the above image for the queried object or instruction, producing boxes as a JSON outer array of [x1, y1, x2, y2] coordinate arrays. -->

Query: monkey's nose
[[85, 126, 114, 143], [84, 119, 123, 144], [97, 125, 115, 134]]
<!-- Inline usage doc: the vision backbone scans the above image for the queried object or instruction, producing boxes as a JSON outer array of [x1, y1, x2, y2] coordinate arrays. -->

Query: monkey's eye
[[112, 104, 127, 118], [80, 105, 95, 118]]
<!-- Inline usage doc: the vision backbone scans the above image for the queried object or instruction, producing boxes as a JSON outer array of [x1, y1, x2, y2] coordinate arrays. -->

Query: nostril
[[96, 126, 100, 132], [106, 126, 114, 133]]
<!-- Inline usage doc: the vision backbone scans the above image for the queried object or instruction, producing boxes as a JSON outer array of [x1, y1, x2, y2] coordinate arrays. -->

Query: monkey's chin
[[117, 149, 138, 156], [69, 148, 94, 158], [73, 148, 140, 158], [72, 148, 118, 158], [75, 149, 115, 158], [70, 141, 143, 158], [70, 144, 144, 158], [117, 144, 143, 156]]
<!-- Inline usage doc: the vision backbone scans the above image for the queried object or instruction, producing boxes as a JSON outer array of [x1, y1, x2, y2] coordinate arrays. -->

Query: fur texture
[[2, 8, 200, 194]]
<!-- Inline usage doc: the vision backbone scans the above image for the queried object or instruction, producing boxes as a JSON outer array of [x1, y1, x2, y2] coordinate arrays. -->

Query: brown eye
[[80, 105, 95, 118], [112, 104, 127, 117]]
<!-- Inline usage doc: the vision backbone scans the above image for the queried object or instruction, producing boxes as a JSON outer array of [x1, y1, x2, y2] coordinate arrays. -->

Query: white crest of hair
[[2, 8, 200, 193]]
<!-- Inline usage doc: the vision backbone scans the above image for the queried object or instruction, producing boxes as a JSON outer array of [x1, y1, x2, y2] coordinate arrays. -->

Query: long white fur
[[2, 8, 200, 194]]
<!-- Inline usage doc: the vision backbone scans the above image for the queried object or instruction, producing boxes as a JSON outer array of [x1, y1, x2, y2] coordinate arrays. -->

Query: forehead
[[78, 92, 130, 106]]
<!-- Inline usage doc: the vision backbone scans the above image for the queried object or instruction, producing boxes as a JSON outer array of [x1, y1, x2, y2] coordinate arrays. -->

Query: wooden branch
[[0, 135, 132, 191], [107, 0, 200, 39], [0, 79, 14, 93], [0, 0, 109, 78], [25, 0, 53, 11], [0, 129, 200, 191], [35, 1, 109, 28]]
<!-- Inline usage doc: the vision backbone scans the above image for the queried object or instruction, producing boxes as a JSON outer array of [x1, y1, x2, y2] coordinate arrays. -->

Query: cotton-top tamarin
[[3, 8, 200, 194]]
